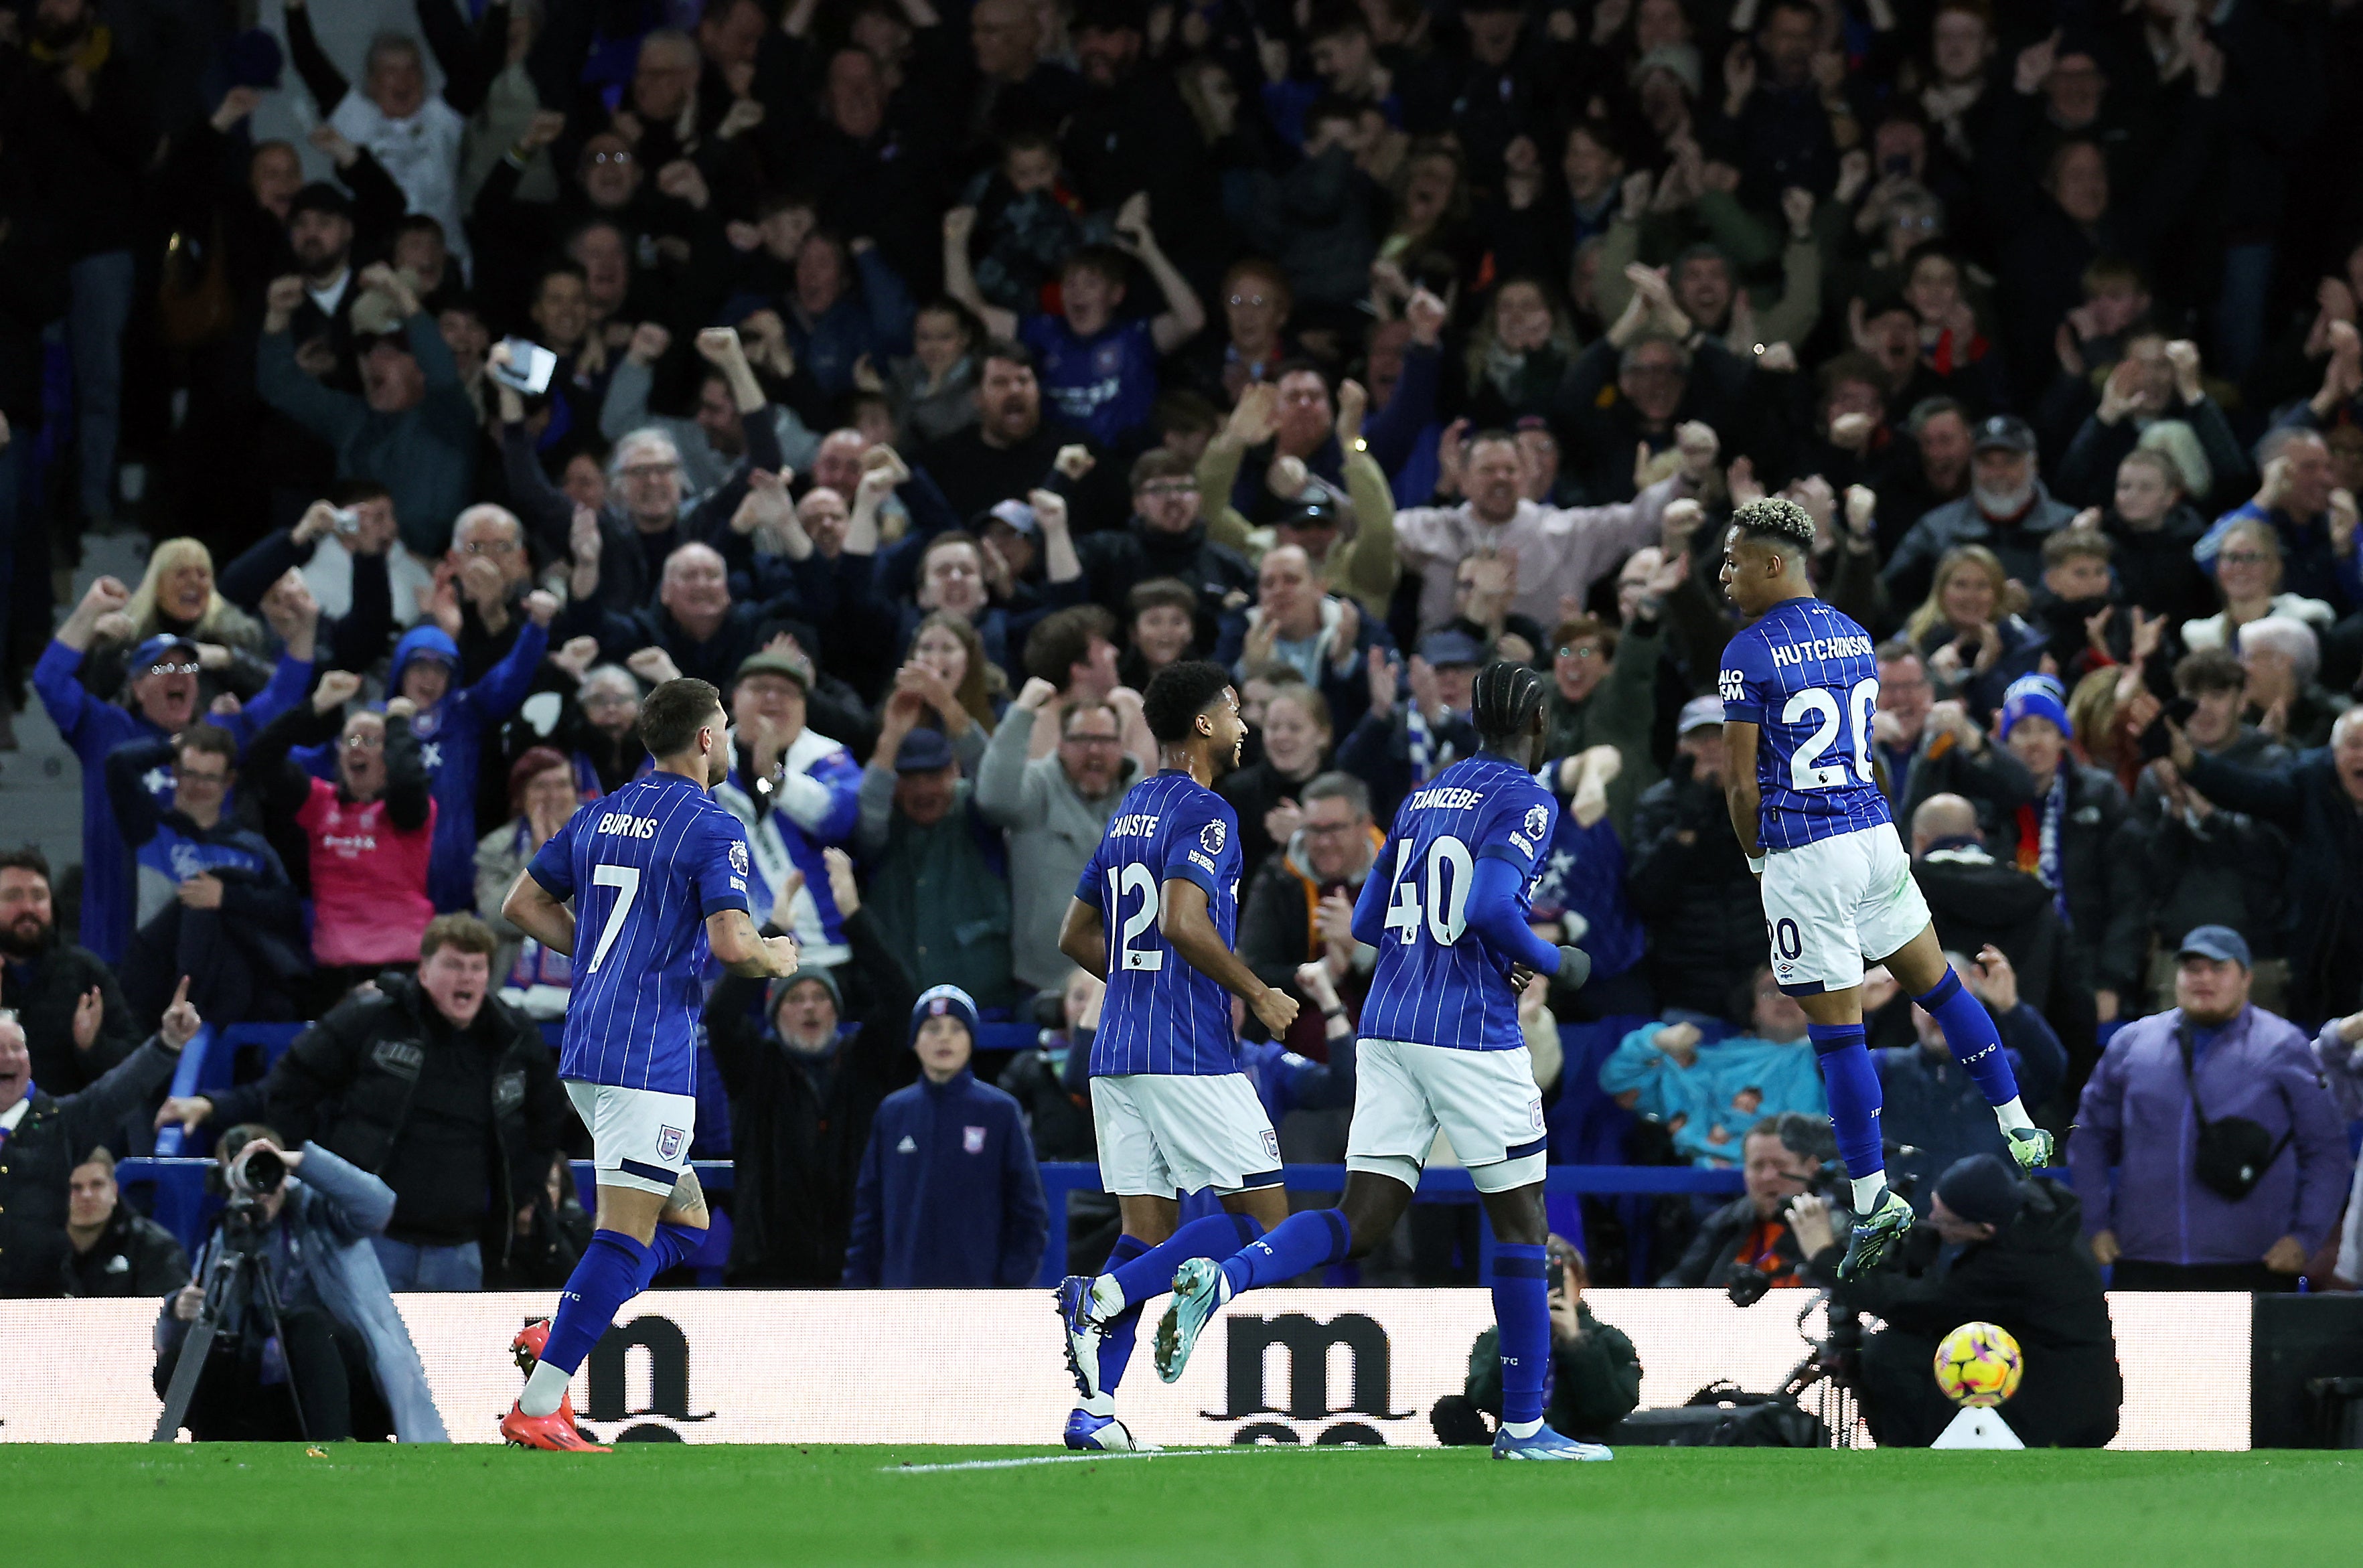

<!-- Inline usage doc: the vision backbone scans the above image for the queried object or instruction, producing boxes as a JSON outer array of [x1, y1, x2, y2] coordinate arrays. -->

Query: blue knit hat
[[909, 984, 979, 1049], [1997, 673, 2070, 741]]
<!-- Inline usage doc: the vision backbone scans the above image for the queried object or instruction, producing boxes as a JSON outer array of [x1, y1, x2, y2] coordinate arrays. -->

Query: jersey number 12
[[1783, 678, 1878, 791], [1103, 864, 1164, 971], [1385, 835, 1473, 945]]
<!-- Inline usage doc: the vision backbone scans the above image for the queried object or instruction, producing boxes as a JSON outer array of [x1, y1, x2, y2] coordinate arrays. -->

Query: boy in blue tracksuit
[[844, 986, 1047, 1287], [372, 603, 551, 910], [33, 576, 315, 963]]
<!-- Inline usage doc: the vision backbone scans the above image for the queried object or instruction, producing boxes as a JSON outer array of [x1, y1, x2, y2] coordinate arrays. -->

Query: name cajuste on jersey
[[595, 811, 662, 839], [1768, 635, 1875, 668], [1107, 813, 1161, 837], [1405, 786, 1482, 812]]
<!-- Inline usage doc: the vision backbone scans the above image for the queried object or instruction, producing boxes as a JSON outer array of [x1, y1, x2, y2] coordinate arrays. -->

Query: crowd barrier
[[0, 1288, 2253, 1448]]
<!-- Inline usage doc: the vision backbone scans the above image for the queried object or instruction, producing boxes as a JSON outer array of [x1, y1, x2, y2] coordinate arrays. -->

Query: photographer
[[1657, 1113, 1851, 1291], [1843, 1154, 2123, 1449], [1452, 1237, 1642, 1445], [154, 1129, 447, 1443], [0, 988, 194, 1298]]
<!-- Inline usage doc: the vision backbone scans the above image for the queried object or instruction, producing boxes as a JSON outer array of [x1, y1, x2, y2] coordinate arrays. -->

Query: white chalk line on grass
[[883, 1446, 1401, 1474]]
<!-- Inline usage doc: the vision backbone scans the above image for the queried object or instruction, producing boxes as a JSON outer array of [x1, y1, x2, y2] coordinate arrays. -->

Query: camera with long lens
[[226, 1143, 287, 1202]]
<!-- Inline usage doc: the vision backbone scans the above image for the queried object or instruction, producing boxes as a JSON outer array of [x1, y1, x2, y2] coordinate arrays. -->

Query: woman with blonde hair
[[1904, 544, 2045, 722], [1465, 275, 1578, 428], [2179, 517, 2336, 653], [89, 538, 272, 703]]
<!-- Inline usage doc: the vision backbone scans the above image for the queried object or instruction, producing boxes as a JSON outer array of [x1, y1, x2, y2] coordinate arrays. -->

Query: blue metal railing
[[117, 1157, 1740, 1288]]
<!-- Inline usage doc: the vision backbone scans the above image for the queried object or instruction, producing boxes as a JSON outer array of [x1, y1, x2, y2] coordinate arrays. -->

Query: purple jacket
[[2069, 1005, 2352, 1267]]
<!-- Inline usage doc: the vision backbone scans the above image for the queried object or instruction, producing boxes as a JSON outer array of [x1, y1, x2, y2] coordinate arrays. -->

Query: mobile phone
[[330, 507, 362, 536], [488, 337, 559, 396]]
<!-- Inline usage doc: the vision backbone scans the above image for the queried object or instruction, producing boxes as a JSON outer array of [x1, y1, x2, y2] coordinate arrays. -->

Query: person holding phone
[[1450, 1237, 1642, 1445]]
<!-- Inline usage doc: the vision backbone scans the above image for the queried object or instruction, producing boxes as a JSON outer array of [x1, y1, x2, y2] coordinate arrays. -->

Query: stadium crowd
[[1, 0, 2361, 1316]]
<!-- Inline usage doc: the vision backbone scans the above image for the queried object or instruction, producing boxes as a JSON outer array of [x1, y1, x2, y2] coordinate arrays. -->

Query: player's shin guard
[[1807, 1022, 1886, 1202], [1089, 1235, 1150, 1410], [1217, 1207, 1351, 1298], [1103, 1212, 1265, 1314], [1913, 967, 2030, 1123], [523, 1229, 651, 1417], [1492, 1244, 1550, 1437]]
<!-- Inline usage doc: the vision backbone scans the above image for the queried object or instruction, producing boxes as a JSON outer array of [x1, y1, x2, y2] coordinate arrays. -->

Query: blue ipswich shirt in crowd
[[1359, 755, 1557, 1053], [526, 771, 754, 1094], [1018, 314, 1159, 447], [1717, 597, 1894, 852], [1076, 770, 1244, 1077]]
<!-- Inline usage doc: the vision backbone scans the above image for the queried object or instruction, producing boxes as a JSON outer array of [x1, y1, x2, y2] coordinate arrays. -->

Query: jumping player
[[1154, 661, 1607, 1461], [1715, 496, 2052, 1277], [496, 677, 799, 1449], [1049, 660, 1301, 1452]]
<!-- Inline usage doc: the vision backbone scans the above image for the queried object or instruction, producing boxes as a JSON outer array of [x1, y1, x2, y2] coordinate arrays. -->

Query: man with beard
[[0, 848, 139, 1094], [33, 576, 317, 965], [915, 341, 1124, 530], [1883, 414, 2079, 607]]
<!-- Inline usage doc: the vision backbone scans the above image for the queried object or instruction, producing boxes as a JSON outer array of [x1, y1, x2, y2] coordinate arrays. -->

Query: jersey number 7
[[1385, 836, 1473, 945], [587, 864, 641, 973]]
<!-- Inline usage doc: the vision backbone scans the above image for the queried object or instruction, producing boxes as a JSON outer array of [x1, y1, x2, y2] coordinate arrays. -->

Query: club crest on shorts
[[729, 839, 749, 876], [1200, 819, 1226, 855], [1524, 804, 1549, 840], [656, 1125, 686, 1161], [1528, 1098, 1546, 1133], [1262, 1127, 1281, 1161], [964, 1125, 987, 1154]]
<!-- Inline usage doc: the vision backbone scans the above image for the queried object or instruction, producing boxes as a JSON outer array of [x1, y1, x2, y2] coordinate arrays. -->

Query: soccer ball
[[1932, 1321, 2023, 1407]]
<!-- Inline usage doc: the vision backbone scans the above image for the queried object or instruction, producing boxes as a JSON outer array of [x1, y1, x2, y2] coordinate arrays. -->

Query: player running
[[495, 676, 799, 1450], [1154, 662, 1607, 1461], [1049, 661, 1301, 1453], [1715, 496, 2052, 1278]]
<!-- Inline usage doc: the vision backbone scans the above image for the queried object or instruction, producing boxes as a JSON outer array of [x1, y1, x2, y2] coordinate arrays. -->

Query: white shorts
[[1345, 1038, 1548, 1194], [565, 1081, 697, 1198], [1091, 1073, 1282, 1197], [1760, 824, 1930, 996]]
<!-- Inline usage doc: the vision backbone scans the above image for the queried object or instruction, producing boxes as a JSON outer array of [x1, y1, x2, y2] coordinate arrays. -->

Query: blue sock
[[1108, 1212, 1263, 1308], [1493, 1243, 1550, 1431], [1914, 966, 2022, 1107], [1095, 1235, 1150, 1399], [1807, 1022, 1885, 1183], [541, 1229, 650, 1377], [637, 1222, 705, 1288], [1219, 1208, 1351, 1298]]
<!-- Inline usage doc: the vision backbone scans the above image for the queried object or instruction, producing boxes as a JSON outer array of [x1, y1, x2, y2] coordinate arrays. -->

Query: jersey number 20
[[1103, 864, 1164, 971], [1783, 678, 1878, 791], [1385, 835, 1474, 945]]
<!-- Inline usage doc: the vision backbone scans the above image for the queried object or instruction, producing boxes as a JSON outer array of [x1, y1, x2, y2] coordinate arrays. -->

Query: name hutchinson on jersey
[[1766, 634, 1875, 669], [595, 811, 661, 839]]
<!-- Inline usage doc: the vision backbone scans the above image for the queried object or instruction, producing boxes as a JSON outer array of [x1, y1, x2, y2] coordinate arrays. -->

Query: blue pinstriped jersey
[[1359, 755, 1556, 1053], [1718, 597, 1894, 852], [527, 771, 753, 1095], [1077, 771, 1243, 1077]]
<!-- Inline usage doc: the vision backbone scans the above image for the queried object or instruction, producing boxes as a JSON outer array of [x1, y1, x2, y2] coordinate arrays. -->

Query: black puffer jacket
[[2188, 745, 2363, 1024], [1842, 1177, 2123, 1449], [1982, 765, 2144, 998], [241, 975, 564, 1271], [1625, 762, 1763, 1019], [707, 905, 917, 1285]]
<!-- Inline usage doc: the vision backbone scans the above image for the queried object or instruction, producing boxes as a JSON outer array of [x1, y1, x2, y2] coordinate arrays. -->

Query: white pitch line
[[883, 1446, 1393, 1474]]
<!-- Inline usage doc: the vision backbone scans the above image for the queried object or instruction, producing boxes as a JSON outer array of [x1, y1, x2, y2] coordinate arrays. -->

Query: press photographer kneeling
[[153, 1128, 447, 1442], [1836, 1154, 2122, 1448]]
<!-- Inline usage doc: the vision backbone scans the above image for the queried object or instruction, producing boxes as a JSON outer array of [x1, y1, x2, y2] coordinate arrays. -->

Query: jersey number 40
[[1784, 678, 1879, 791], [1103, 864, 1165, 971], [1385, 835, 1474, 946]]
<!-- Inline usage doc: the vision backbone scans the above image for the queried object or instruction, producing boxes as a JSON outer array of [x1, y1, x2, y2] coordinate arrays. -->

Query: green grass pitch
[[13, 1444, 2362, 1567]]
